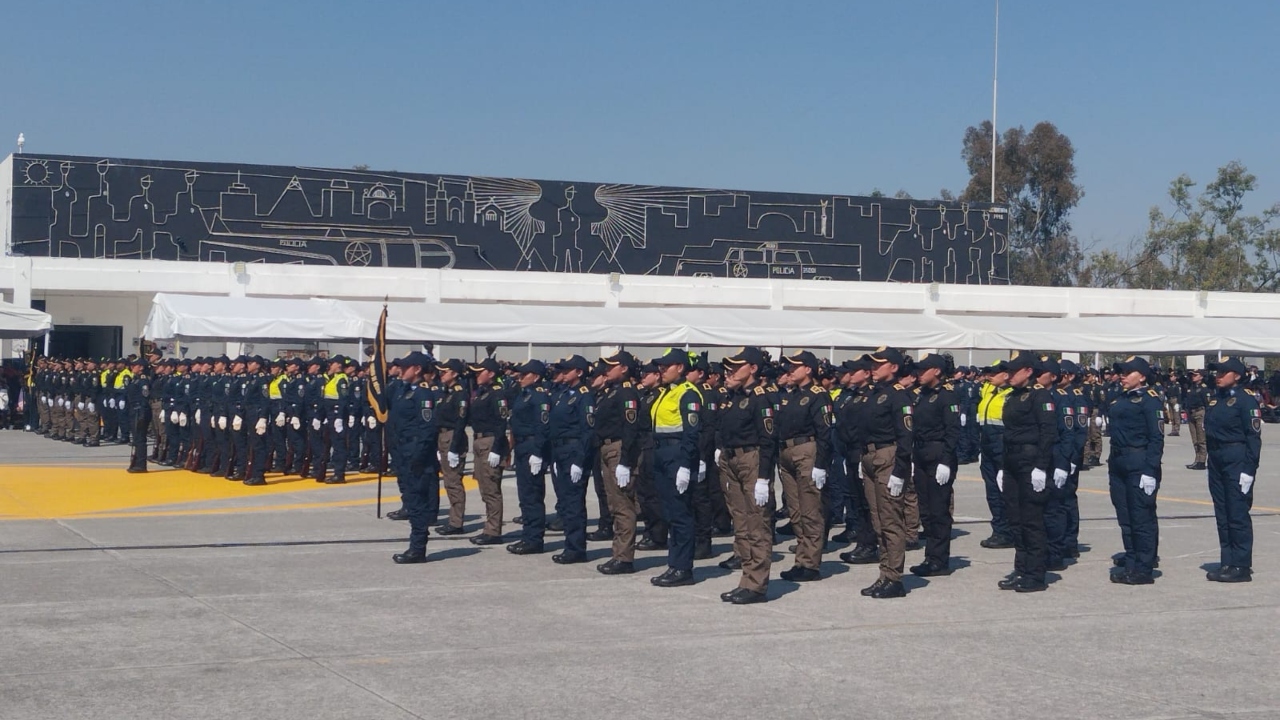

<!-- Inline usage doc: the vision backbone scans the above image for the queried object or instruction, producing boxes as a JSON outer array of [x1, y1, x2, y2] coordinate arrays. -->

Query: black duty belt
[[474, 432, 498, 439], [599, 437, 622, 444], [783, 435, 814, 449], [864, 442, 894, 451], [724, 446, 759, 458]]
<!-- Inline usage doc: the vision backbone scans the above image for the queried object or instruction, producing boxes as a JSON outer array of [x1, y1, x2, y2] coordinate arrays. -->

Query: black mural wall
[[9, 154, 1009, 284]]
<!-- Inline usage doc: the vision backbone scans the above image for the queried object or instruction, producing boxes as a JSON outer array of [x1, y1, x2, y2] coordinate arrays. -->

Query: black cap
[[468, 357, 501, 374], [601, 350, 636, 368], [868, 346, 906, 366], [512, 359, 547, 376], [327, 355, 346, 366], [840, 355, 874, 373], [285, 356, 301, 367], [1059, 359, 1081, 375], [400, 351, 435, 370], [916, 353, 949, 372], [1208, 355, 1247, 376], [554, 355, 590, 373], [639, 361, 660, 375], [1034, 356, 1061, 376], [652, 349, 688, 367], [782, 350, 819, 370], [1003, 350, 1037, 373], [306, 356, 323, 367], [440, 358, 468, 374], [708, 361, 724, 376], [1113, 355, 1153, 376], [723, 346, 767, 368]]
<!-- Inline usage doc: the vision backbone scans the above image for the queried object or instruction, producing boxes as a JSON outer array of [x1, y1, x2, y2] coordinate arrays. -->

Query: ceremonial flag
[[367, 303, 389, 423]]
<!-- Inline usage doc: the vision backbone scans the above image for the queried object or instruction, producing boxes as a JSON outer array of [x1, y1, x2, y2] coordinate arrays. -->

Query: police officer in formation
[[1106, 355, 1165, 585], [1202, 356, 1262, 582]]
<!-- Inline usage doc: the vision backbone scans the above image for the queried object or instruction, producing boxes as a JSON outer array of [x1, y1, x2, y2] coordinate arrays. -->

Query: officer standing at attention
[[715, 347, 777, 604], [1203, 356, 1263, 583], [124, 357, 152, 474], [547, 355, 595, 565], [227, 356, 251, 481], [388, 352, 442, 564], [1184, 369, 1210, 470], [1036, 357, 1078, 572], [994, 351, 1058, 593], [978, 364, 1015, 548], [302, 357, 326, 479], [436, 359, 472, 534], [648, 349, 703, 586], [267, 359, 288, 472], [466, 357, 510, 545], [775, 350, 833, 582], [1057, 360, 1091, 559], [243, 357, 271, 486], [506, 359, 552, 556], [908, 353, 961, 577], [856, 347, 914, 599], [834, 356, 880, 565], [1106, 356, 1165, 586], [593, 351, 644, 575]]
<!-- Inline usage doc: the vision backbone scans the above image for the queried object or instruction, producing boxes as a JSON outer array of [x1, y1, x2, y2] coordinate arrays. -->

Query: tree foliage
[[959, 120, 1085, 286]]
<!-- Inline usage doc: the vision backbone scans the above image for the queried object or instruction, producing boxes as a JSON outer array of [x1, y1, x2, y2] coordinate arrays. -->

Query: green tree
[[960, 120, 1085, 286], [1085, 162, 1280, 291]]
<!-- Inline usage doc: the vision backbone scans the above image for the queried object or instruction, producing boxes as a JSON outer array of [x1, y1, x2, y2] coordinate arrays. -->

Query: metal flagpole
[[990, 0, 1000, 204]]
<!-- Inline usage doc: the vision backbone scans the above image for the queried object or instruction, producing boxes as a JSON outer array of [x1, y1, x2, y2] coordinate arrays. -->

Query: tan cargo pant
[[472, 435, 504, 538], [1188, 408, 1207, 464], [861, 444, 906, 582], [599, 440, 639, 562], [778, 439, 824, 570], [903, 476, 921, 543], [438, 429, 466, 529], [720, 448, 771, 593], [1084, 412, 1103, 463], [1165, 400, 1181, 435], [150, 399, 166, 456]]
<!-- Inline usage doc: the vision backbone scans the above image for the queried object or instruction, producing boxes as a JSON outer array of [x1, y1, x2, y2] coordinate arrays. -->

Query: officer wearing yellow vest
[[978, 363, 1015, 548], [267, 359, 288, 472], [648, 349, 704, 588], [318, 356, 351, 484]]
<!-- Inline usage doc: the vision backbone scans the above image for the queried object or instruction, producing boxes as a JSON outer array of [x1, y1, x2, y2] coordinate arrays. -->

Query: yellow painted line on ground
[[0, 464, 477, 520], [958, 475, 1280, 514]]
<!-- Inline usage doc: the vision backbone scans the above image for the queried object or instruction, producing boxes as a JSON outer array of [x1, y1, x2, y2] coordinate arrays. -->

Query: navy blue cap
[[1035, 356, 1060, 376], [1003, 350, 1037, 373], [868, 346, 906, 366], [513, 359, 546, 376], [440, 358, 468, 374], [1113, 355, 1153, 376], [840, 354, 874, 373], [723, 346, 767, 368], [468, 357, 501, 374], [916, 353, 949, 372], [1059, 359, 1081, 375], [652, 349, 688, 367], [554, 355, 590, 373], [400, 351, 435, 369], [601, 350, 636, 368], [1208, 355, 1247, 376], [783, 350, 819, 370]]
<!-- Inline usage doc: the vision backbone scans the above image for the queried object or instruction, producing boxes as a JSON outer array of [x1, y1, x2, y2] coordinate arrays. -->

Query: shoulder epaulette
[[702, 382, 713, 390], [810, 384, 824, 394], [1147, 389, 1159, 397], [753, 386, 766, 396], [452, 383, 462, 391], [419, 381, 431, 388], [893, 383, 904, 391], [578, 385, 589, 393], [1072, 388, 1083, 395], [1033, 383, 1044, 390], [911, 387, 922, 397], [943, 382, 954, 391], [1246, 388, 1259, 397], [535, 386, 548, 393], [622, 381, 633, 388]]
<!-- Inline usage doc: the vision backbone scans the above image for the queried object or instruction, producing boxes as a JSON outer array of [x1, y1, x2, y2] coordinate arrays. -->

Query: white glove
[[311, 418, 321, 431], [275, 412, 286, 427], [178, 412, 187, 428], [118, 400, 126, 412], [291, 416, 301, 430], [254, 418, 267, 435], [529, 455, 543, 474], [232, 416, 243, 432], [1240, 473, 1254, 494], [1031, 468, 1047, 492], [1070, 462, 1077, 474], [959, 414, 967, 427], [1174, 404, 1181, 413], [195, 409, 202, 425], [698, 460, 707, 483], [615, 465, 631, 488], [334, 418, 345, 433], [935, 464, 951, 485], [1094, 416, 1104, 427], [170, 411, 179, 423], [348, 415, 355, 428], [487, 452, 501, 468], [447, 451, 461, 468], [218, 416, 228, 430], [570, 464, 583, 483], [87, 403, 95, 414], [1053, 468, 1068, 488], [753, 479, 770, 506], [366, 416, 377, 430], [714, 449, 722, 466], [676, 467, 691, 493], [812, 467, 827, 489], [77, 402, 85, 411], [1139, 474, 1157, 495], [888, 474, 905, 497], [108, 398, 116, 409], [996, 470, 1004, 492]]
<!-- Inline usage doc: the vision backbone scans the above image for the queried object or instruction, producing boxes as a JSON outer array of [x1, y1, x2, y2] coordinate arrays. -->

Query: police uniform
[[1184, 372, 1210, 469], [242, 359, 271, 485], [436, 360, 472, 532], [267, 363, 289, 472], [978, 375, 1014, 547], [593, 352, 644, 574], [1039, 358, 1079, 572], [647, 350, 702, 586], [858, 347, 915, 598], [996, 352, 1059, 592], [776, 351, 833, 580], [388, 352, 442, 563], [908, 354, 961, 576], [1106, 356, 1165, 585], [1203, 356, 1262, 582], [506, 360, 552, 555], [546, 356, 595, 564], [303, 361, 326, 478], [715, 347, 777, 603], [467, 358, 511, 543], [834, 357, 880, 564], [124, 361, 151, 473], [1059, 361, 1091, 557]]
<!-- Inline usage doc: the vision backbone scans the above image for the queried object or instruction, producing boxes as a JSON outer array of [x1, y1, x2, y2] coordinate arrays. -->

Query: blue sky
[[3, 1, 1277, 252]]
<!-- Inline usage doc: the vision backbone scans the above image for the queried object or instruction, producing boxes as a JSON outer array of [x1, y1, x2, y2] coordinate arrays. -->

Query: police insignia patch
[[929, 394, 938, 403], [1253, 418, 1262, 433], [903, 416, 912, 431], [739, 398, 749, 409], [625, 409, 636, 423], [1065, 416, 1074, 429], [877, 395, 887, 404], [587, 414, 595, 427], [1228, 397, 1237, 407], [541, 412, 549, 423], [800, 396, 810, 406], [764, 418, 774, 434], [421, 409, 433, 422], [689, 413, 699, 426]]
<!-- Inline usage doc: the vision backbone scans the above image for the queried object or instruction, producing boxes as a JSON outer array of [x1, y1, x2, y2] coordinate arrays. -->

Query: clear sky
[[3, 1, 1277, 252]]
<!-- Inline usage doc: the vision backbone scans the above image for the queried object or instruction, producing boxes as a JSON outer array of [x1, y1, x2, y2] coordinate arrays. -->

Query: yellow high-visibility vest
[[651, 381, 701, 433], [978, 382, 1011, 424], [269, 375, 286, 400], [113, 369, 133, 389], [323, 373, 345, 400]]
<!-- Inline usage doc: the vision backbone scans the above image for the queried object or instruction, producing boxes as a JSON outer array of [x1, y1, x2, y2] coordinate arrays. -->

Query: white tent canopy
[[142, 293, 1280, 354], [0, 298, 53, 338], [144, 293, 364, 342]]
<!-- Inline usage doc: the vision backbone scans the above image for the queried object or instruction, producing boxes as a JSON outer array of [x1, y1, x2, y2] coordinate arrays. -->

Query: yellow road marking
[[0, 464, 477, 520], [956, 475, 1280, 514]]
